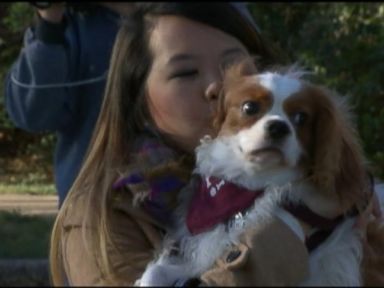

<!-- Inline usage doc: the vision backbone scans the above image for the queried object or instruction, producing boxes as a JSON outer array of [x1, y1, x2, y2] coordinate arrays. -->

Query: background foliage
[[0, 3, 383, 188], [0, 3, 54, 192]]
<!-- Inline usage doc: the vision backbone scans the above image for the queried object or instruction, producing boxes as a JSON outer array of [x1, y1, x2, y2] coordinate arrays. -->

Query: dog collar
[[282, 202, 359, 252], [186, 176, 264, 235]]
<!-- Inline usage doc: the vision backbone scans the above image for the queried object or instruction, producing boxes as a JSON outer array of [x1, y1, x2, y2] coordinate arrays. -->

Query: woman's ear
[[311, 88, 369, 211]]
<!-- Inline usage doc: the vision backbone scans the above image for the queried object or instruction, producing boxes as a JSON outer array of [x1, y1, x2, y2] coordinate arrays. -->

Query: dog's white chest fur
[[137, 135, 363, 286]]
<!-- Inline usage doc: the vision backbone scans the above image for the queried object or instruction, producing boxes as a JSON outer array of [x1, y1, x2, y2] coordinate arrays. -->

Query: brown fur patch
[[214, 60, 273, 136], [362, 220, 384, 286]]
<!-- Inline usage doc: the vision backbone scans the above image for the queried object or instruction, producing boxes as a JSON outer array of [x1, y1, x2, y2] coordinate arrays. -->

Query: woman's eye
[[291, 112, 308, 126], [241, 101, 260, 116], [170, 69, 198, 79]]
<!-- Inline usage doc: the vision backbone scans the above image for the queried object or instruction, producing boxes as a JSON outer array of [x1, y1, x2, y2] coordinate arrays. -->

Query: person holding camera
[[4, 3, 135, 206]]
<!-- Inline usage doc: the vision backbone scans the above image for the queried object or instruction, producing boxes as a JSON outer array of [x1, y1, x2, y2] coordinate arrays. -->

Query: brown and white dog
[[137, 60, 384, 286]]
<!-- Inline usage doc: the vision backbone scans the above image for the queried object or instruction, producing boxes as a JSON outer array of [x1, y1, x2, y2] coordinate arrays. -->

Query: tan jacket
[[61, 188, 309, 286]]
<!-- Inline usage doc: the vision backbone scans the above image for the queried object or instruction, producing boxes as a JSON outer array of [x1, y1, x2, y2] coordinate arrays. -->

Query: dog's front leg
[[136, 255, 194, 287], [137, 262, 192, 287]]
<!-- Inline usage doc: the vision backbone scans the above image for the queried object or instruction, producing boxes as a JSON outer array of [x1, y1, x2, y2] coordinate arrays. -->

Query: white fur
[[275, 206, 306, 241], [195, 135, 303, 190], [257, 72, 302, 102], [137, 132, 302, 286], [301, 218, 363, 286], [311, 182, 384, 285], [376, 182, 384, 207], [137, 71, 366, 286]]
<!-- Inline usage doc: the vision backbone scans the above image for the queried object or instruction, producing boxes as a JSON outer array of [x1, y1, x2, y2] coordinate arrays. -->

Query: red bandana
[[187, 176, 264, 235]]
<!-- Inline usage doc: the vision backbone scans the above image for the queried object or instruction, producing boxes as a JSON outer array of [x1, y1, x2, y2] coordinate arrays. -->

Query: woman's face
[[146, 15, 249, 152]]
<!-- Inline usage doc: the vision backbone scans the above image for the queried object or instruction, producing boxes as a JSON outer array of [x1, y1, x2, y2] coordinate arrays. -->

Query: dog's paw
[[133, 278, 142, 287], [139, 262, 191, 287], [138, 264, 169, 287]]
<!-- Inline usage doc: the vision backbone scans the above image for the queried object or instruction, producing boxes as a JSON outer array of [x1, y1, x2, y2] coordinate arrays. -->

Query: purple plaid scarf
[[112, 136, 191, 227]]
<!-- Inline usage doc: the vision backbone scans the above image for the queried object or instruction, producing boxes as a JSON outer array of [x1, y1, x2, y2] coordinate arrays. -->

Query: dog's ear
[[362, 219, 384, 286], [222, 56, 258, 91], [310, 87, 370, 211], [212, 87, 227, 131]]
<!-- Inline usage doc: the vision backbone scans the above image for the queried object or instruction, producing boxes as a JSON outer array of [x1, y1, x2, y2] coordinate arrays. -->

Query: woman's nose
[[205, 81, 221, 102]]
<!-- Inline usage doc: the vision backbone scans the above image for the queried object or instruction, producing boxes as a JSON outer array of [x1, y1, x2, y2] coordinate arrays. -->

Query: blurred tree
[[1, 3, 34, 131], [0, 3, 54, 179]]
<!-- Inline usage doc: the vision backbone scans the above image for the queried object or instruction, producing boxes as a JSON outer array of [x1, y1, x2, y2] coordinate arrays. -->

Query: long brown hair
[[50, 3, 281, 285]]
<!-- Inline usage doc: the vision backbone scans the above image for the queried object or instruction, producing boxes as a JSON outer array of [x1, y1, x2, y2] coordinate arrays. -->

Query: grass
[[0, 153, 56, 258], [0, 156, 56, 195], [0, 211, 55, 258], [0, 183, 56, 195]]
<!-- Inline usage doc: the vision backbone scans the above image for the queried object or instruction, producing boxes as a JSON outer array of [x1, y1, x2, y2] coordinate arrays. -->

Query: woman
[[49, 3, 378, 286]]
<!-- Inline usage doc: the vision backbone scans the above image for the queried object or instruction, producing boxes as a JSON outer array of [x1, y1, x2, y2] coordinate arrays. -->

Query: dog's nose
[[265, 120, 290, 140]]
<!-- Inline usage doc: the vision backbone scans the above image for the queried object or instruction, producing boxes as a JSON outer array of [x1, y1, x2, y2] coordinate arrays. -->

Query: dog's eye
[[242, 101, 260, 116], [291, 112, 308, 126]]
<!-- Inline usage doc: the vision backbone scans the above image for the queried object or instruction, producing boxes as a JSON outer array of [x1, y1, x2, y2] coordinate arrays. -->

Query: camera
[[30, 2, 53, 10], [30, 2, 92, 13]]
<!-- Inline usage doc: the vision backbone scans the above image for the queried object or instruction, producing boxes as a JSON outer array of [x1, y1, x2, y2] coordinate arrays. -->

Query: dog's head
[[213, 59, 371, 212]]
